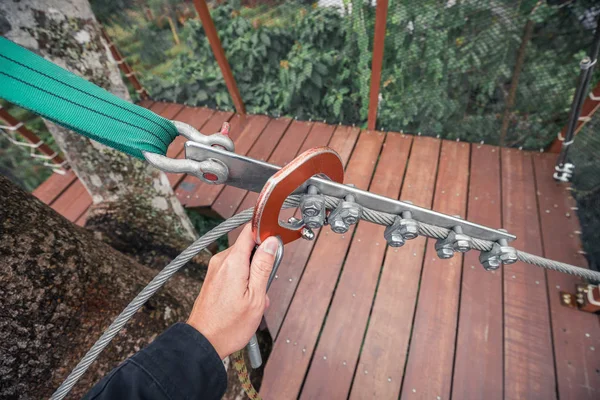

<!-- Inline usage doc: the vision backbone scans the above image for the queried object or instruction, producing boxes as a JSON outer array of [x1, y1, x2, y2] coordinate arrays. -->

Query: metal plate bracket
[[185, 142, 516, 242]]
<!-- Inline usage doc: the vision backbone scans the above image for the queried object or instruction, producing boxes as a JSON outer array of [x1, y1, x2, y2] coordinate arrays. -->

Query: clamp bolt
[[300, 186, 326, 229], [435, 226, 472, 259], [327, 191, 362, 234], [479, 239, 518, 270], [437, 247, 455, 259], [301, 227, 315, 241], [384, 211, 419, 247]]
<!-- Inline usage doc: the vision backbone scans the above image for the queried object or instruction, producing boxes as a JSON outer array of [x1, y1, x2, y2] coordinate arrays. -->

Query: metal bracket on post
[[560, 284, 600, 314], [553, 163, 575, 183]]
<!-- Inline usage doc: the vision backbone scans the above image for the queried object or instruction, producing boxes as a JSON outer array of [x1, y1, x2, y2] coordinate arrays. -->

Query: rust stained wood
[[367, 0, 389, 130], [174, 111, 235, 207], [300, 132, 411, 399], [260, 130, 384, 400], [399, 140, 470, 400], [50, 180, 92, 222], [263, 124, 358, 338], [501, 148, 556, 399], [212, 117, 292, 218], [33, 171, 77, 205], [193, 0, 246, 114], [349, 136, 441, 400], [163, 107, 216, 187], [533, 153, 600, 399], [452, 144, 503, 400], [227, 120, 314, 244]]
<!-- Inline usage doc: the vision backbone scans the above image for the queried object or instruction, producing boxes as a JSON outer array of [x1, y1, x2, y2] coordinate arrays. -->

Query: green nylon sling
[[0, 37, 177, 159]]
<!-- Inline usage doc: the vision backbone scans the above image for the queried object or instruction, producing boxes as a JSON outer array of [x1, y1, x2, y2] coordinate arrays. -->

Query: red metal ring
[[251, 147, 344, 245]]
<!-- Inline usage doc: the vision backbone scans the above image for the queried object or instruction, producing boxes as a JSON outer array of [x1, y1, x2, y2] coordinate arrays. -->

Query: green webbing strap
[[0, 37, 177, 159]]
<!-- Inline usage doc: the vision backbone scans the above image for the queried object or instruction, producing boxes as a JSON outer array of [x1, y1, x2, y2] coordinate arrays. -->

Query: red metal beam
[[367, 0, 389, 131], [193, 0, 246, 115]]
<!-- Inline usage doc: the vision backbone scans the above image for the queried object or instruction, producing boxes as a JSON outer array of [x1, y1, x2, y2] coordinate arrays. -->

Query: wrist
[[186, 320, 226, 359]]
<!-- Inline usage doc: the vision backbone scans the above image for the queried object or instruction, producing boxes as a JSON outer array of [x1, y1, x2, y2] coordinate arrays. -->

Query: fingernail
[[260, 237, 278, 255]]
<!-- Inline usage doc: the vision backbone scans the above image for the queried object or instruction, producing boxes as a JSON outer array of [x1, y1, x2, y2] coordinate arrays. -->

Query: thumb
[[249, 237, 279, 296]]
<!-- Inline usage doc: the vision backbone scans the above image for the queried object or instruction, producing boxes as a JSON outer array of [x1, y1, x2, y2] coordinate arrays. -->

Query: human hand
[[187, 224, 278, 359]]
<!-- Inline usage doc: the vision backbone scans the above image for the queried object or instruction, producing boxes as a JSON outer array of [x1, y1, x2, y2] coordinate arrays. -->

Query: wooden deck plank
[[263, 123, 356, 337], [211, 117, 291, 218], [227, 120, 315, 244], [260, 130, 384, 399], [32, 171, 77, 205], [174, 111, 235, 207], [451, 144, 503, 400], [300, 132, 412, 399], [533, 153, 600, 399], [50, 180, 92, 222], [348, 136, 441, 400], [149, 101, 170, 115], [164, 107, 216, 187], [501, 148, 556, 399], [75, 209, 89, 227], [399, 141, 470, 400], [138, 99, 154, 108], [157, 103, 185, 120]]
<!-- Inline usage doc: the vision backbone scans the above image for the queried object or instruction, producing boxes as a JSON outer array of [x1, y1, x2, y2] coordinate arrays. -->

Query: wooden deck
[[35, 102, 600, 399]]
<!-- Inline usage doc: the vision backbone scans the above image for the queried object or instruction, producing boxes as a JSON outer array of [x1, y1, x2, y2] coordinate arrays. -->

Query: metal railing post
[[553, 15, 600, 182], [367, 0, 388, 131]]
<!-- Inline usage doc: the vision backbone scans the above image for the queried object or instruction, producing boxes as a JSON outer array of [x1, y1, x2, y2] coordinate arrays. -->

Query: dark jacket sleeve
[[84, 323, 227, 400]]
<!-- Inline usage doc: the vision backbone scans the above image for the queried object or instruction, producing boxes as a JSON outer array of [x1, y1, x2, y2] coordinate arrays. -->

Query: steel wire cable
[[52, 195, 599, 399]]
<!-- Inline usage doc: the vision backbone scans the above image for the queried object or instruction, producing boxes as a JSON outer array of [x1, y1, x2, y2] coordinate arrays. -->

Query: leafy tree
[[143, 0, 596, 149]]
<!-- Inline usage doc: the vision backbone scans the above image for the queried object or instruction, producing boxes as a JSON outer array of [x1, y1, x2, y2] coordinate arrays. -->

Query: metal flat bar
[[185, 142, 516, 242]]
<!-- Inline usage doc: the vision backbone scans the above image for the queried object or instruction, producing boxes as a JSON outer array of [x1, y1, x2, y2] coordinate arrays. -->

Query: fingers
[[248, 236, 278, 296], [232, 224, 256, 260]]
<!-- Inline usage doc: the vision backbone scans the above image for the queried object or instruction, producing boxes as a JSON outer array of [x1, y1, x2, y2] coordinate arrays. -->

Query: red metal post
[[193, 0, 246, 115], [367, 0, 389, 131]]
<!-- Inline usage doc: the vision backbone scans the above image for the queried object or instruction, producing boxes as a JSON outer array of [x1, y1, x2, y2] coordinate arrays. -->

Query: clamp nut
[[435, 226, 472, 259], [437, 247, 455, 259], [327, 194, 362, 235], [479, 241, 518, 270], [480, 253, 502, 271], [384, 213, 418, 247], [300, 186, 326, 229]]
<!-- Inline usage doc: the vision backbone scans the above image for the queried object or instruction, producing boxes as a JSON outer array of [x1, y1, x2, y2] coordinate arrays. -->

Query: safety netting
[[569, 111, 600, 270]]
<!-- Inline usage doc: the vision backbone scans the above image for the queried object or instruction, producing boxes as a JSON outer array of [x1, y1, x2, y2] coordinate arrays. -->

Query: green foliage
[[186, 209, 229, 251], [133, 0, 594, 149]]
